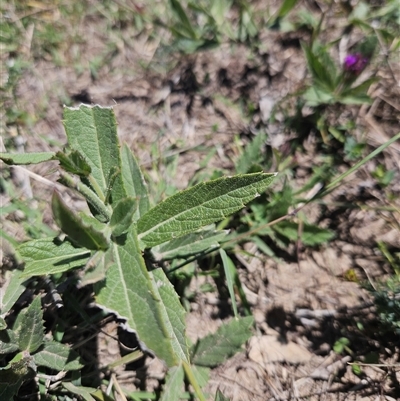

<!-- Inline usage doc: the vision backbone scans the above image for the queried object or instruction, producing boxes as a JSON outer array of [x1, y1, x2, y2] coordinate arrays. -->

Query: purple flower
[[344, 53, 368, 73]]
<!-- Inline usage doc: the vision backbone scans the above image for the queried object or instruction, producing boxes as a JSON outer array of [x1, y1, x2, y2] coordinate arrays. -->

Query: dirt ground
[[2, 1, 400, 400]]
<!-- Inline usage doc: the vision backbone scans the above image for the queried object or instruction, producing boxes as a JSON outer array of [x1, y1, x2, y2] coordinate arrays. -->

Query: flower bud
[[343, 53, 368, 74]]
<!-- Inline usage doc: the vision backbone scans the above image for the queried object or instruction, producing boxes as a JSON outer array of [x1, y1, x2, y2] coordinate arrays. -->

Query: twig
[[11, 136, 33, 199], [12, 165, 63, 190], [379, 94, 400, 112], [348, 362, 400, 368], [37, 371, 67, 383], [295, 309, 337, 319], [225, 204, 305, 247], [356, 262, 377, 291]]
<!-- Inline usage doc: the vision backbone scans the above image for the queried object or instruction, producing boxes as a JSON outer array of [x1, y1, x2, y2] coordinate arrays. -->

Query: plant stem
[[320, 132, 400, 197], [224, 207, 302, 247], [59, 171, 111, 221], [183, 361, 207, 401], [107, 350, 144, 369]]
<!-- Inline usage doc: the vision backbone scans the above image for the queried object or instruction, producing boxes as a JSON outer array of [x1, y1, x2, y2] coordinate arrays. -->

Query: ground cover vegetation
[[0, 0, 399, 400]]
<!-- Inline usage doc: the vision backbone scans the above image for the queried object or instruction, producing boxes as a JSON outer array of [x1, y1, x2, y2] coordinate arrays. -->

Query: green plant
[[0, 294, 84, 400], [162, 0, 259, 53], [366, 243, 400, 334], [271, 0, 396, 148], [0, 104, 276, 400], [372, 164, 396, 187], [373, 278, 400, 335], [302, 37, 377, 108], [333, 337, 352, 355], [221, 132, 336, 259]]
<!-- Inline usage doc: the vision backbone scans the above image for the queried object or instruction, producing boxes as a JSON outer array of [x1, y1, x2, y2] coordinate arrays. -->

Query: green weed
[[0, 105, 274, 400]]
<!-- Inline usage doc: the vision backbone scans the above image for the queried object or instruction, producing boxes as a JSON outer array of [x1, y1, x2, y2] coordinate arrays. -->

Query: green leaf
[[333, 337, 350, 354], [160, 363, 185, 401], [57, 171, 111, 222], [273, 221, 335, 246], [314, 43, 339, 85], [120, 143, 150, 220], [191, 316, 254, 367], [0, 352, 36, 400], [330, 127, 346, 143], [80, 212, 109, 233], [210, 0, 233, 26], [19, 237, 91, 277], [358, 35, 378, 58], [95, 226, 189, 367], [219, 249, 238, 318], [236, 132, 267, 174], [215, 389, 230, 401], [0, 329, 19, 354], [110, 197, 137, 236], [153, 227, 228, 260], [90, 389, 115, 401], [137, 173, 276, 248], [338, 94, 371, 105], [56, 150, 91, 176], [0, 269, 27, 316], [277, 0, 298, 18], [79, 249, 113, 286], [303, 86, 335, 107], [302, 43, 335, 90], [63, 105, 126, 205], [104, 166, 120, 205], [342, 77, 377, 97], [182, 361, 207, 401], [350, 1, 370, 20], [62, 383, 97, 401], [52, 191, 109, 250], [352, 362, 362, 375], [151, 268, 189, 363], [0, 152, 55, 165], [175, 38, 210, 54], [170, 0, 198, 39], [191, 365, 210, 389], [13, 296, 44, 353], [33, 341, 84, 370], [238, 6, 258, 40], [252, 235, 276, 258]]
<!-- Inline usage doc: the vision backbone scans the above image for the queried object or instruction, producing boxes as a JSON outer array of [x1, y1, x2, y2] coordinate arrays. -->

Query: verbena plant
[[0, 104, 276, 400], [302, 37, 377, 108]]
